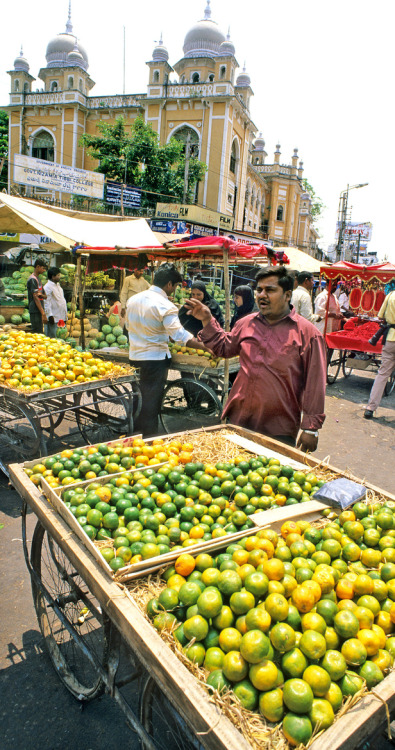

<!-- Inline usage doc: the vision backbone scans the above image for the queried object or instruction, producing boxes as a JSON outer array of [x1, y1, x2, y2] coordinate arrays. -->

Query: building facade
[[5, 1, 318, 251]]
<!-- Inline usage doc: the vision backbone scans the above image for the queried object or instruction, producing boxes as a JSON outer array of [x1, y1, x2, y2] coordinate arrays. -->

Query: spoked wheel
[[326, 349, 342, 384], [0, 400, 43, 459], [342, 351, 353, 378], [384, 372, 395, 397], [139, 675, 203, 750], [75, 384, 131, 444], [160, 378, 222, 434], [30, 521, 111, 701]]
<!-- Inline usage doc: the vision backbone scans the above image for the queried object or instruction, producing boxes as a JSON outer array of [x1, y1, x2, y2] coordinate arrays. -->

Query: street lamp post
[[336, 183, 368, 261]]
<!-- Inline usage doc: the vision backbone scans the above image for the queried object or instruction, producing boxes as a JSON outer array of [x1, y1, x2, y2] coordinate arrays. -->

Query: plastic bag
[[313, 478, 366, 509]]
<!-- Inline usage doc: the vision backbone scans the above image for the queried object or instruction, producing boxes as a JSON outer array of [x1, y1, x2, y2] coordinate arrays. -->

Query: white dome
[[183, 2, 225, 58], [236, 65, 251, 87], [67, 43, 85, 67], [14, 47, 29, 73], [46, 33, 88, 69], [152, 35, 169, 62], [220, 30, 235, 56], [253, 132, 265, 150]]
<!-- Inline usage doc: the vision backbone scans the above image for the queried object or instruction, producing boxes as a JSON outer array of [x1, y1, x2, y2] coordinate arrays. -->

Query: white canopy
[[275, 246, 324, 273], [0, 194, 162, 250]]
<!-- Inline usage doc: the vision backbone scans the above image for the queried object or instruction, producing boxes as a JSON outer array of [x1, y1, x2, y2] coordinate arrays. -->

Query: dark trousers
[[30, 312, 43, 334], [129, 357, 170, 438]]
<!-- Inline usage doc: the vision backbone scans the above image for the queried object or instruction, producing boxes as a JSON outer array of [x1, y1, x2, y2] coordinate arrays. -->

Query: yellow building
[[5, 1, 318, 252]]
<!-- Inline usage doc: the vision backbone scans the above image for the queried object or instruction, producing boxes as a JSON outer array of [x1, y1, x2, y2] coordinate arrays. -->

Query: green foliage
[[80, 116, 207, 208], [301, 178, 325, 222], [0, 110, 8, 191]]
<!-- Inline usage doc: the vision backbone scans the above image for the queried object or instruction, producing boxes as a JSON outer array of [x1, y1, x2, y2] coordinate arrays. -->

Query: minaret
[[204, 0, 212, 19], [66, 0, 73, 34], [291, 148, 298, 176], [274, 143, 281, 165]]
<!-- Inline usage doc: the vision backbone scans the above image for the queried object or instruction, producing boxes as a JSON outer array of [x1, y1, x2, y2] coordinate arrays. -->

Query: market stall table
[[8, 424, 395, 750]]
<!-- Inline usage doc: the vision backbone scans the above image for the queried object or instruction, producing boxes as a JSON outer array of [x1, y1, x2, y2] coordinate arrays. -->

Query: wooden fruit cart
[[320, 261, 395, 393], [8, 424, 395, 750], [0, 371, 141, 470]]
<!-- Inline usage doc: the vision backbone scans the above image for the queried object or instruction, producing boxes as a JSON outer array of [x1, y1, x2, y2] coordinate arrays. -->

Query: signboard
[[335, 221, 373, 242], [106, 181, 142, 208], [0, 232, 19, 242], [13, 154, 104, 198], [150, 219, 191, 235], [156, 202, 234, 231]]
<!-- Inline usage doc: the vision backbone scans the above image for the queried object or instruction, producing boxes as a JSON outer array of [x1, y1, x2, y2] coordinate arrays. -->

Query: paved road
[[0, 367, 394, 750]]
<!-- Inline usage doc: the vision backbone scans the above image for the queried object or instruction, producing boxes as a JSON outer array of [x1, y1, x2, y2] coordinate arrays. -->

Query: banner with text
[[13, 154, 104, 198], [106, 181, 142, 208], [156, 202, 234, 231], [335, 221, 373, 242]]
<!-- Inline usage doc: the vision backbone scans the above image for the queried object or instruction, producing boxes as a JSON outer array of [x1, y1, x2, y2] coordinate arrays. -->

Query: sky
[[1, 0, 394, 262]]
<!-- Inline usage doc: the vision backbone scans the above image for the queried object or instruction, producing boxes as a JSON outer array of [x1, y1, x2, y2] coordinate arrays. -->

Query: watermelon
[[96, 331, 105, 342], [10, 314, 22, 325], [22, 311, 30, 322], [0, 315, 5, 324], [112, 325, 123, 338], [24, 266, 34, 272], [99, 340, 108, 349], [12, 271, 21, 279], [117, 335, 128, 345], [108, 313, 120, 327], [105, 333, 116, 344], [88, 339, 99, 350], [101, 324, 112, 335]]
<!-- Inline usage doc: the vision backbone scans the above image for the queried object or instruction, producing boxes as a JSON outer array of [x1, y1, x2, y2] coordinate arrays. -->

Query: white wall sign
[[13, 154, 104, 198]]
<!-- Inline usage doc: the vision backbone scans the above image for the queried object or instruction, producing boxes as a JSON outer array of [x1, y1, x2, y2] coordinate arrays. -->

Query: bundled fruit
[[147, 501, 395, 746], [169, 342, 221, 368], [0, 329, 129, 392], [1, 266, 47, 298], [84, 271, 115, 289], [25, 437, 189, 488]]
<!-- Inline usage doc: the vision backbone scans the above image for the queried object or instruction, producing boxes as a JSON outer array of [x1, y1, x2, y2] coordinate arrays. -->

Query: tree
[[0, 110, 8, 191], [301, 178, 324, 223], [81, 116, 207, 208]]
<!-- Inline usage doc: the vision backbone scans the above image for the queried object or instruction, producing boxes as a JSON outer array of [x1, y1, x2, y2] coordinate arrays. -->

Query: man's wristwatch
[[303, 430, 319, 438]]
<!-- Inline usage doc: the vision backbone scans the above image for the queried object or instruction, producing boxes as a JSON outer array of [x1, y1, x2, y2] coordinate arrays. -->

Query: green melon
[[101, 324, 112, 335], [112, 325, 123, 338], [88, 339, 99, 350], [0, 315, 5, 324], [117, 335, 128, 345], [96, 331, 105, 342], [99, 340, 108, 349], [105, 333, 116, 344], [21, 311, 30, 323], [108, 313, 120, 327], [10, 314, 22, 325], [12, 271, 21, 279]]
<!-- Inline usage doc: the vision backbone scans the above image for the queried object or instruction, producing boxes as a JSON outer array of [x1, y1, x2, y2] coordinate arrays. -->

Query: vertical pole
[[356, 232, 361, 264], [123, 26, 126, 95], [182, 133, 191, 204], [120, 184, 124, 217], [77, 255, 85, 350], [222, 246, 230, 409]]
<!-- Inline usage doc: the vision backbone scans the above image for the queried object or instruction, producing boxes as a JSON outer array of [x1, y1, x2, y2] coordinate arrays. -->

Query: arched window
[[276, 205, 284, 221], [23, 82, 29, 93], [230, 139, 239, 175], [172, 125, 200, 158], [191, 72, 200, 84], [32, 130, 55, 162], [14, 79, 20, 92], [219, 65, 226, 80], [153, 70, 160, 83], [50, 81, 58, 92], [68, 76, 74, 89], [208, 74, 214, 82], [79, 79, 83, 92]]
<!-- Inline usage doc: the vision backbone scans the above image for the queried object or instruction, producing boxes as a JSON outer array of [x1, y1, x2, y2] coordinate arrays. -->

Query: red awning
[[170, 235, 268, 259], [321, 261, 395, 283]]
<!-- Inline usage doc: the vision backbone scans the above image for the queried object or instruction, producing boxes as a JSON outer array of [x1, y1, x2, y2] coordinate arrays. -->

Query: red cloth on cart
[[326, 322, 382, 353]]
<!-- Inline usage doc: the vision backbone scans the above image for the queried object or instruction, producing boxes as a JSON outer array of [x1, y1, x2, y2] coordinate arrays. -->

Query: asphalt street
[[0, 366, 394, 750]]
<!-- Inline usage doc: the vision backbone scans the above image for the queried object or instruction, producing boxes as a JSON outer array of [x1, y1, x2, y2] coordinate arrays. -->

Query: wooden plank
[[309, 671, 395, 750], [250, 499, 330, 529], [8, 462, 251, 750]]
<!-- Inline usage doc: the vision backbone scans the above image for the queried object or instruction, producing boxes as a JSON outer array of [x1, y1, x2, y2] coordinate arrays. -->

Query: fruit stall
[[8, 424, 395, 750], [0, 326, 141, 469], [320, 261, 395, 392]]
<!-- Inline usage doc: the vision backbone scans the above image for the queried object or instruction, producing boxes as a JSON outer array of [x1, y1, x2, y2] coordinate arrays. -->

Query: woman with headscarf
[[179, 280, 224, 334], [230, 285, 256, 329]]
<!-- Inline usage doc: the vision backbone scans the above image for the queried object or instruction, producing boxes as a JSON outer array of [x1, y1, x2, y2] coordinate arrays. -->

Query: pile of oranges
[[147, 502, 395, 746], [26, 437, 194, 488], [0, 329, 128, 391]]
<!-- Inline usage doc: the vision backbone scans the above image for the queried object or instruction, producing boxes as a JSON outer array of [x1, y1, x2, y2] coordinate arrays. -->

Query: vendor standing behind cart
[[178, 280, 224, 334], [184, 266, 327, 452], [364, 283, 395, 419], [43, 267, 68, 338], [126, 264, 211, 437], [291, 272, 321, 323], [120, 268, 150, 318], [27, 259, 47, 334]]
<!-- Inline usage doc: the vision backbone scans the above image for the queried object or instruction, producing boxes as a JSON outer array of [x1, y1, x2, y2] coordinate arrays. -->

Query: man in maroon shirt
[[185, 266, 326, 452]]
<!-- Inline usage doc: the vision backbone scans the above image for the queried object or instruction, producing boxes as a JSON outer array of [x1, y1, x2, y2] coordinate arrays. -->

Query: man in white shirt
[[120, 268, 150, 317], [291, 272, 321, 323], [43, 267, 68, 338], [126, 263, 208, 437]]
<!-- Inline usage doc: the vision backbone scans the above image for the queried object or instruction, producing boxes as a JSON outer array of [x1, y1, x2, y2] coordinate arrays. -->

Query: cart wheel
[[326, 349, 342, 384], [30, 521, 110, 701], [75, 384, 131, 444], [139, 675, 203, 750], [160, 378, 222, 434], [0, 401, 42, 459], [384, 372, 395, 397], [342, 351, 353, 378]]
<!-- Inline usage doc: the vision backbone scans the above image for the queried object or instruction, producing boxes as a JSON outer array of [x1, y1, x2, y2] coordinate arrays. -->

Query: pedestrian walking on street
[[364, 283, 395, 419]]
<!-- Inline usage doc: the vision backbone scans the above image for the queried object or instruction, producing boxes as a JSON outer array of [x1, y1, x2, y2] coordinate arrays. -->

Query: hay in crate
[[125, 572, 373, 750]]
